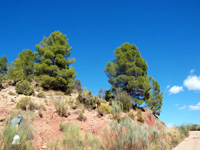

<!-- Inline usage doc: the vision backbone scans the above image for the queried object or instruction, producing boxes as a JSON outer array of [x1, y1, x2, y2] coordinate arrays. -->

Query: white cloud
[[190, 69, 195, 74], [166, 85, 170, 89], [168, 86, 184, 95], [189, 102, 200, 111], [175, 104, 179, 107], [179, 105, 186, 110], [183, 75, 200, 91]]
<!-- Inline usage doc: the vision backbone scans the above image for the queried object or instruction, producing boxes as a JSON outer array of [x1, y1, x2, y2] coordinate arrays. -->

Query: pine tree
[[8, 49, 35, 82], [34, 31, 76, 91], [146, 76, 163, 116], [104, 43, 150, 106], [0, 56, 8, 74]]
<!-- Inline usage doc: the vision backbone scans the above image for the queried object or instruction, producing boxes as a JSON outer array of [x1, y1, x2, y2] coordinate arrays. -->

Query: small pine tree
[[8, 49, 35, 82], [0, 56, 8, 89], [146, 76, 163, 116]]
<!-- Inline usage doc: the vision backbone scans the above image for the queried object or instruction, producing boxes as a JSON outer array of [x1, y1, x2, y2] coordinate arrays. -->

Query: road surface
[[173, 131, 200, 150]]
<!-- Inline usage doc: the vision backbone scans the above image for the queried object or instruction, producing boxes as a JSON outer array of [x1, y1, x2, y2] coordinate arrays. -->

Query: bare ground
[[173, 131, 200, 150]]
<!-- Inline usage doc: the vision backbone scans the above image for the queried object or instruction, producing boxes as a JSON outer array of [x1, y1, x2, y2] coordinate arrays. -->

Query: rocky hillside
[[0, 84, 165, 150]]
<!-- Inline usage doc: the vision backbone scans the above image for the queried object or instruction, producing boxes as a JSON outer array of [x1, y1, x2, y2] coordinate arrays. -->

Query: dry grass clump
[[103, 118, 170, 150], [54, 99, 69, 117], [48, 123, 101, 150]]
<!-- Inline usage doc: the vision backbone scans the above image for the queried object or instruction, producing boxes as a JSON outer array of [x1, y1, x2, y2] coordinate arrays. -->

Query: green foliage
[[146, 76, 163, 116], [15, 80, 34, 96], [189, 124, 200, 131], [0, 56, 8, 74], [137, 109, 144, 123], [77, 90, 100, 109], [128, 111, 135, 120], [36, 92, 46, 98], [98, 104, 110, 114], [176, 124, 190, 137], [110, 101, 122, 120], [54, 100, 68, 117], [104, 43, 150, 106], [116, 89, 132, 112], [8, 49, 35, 82], [0, 56, 8, 90], [105, 89, 114, 102], [34, 31, 76, 92]]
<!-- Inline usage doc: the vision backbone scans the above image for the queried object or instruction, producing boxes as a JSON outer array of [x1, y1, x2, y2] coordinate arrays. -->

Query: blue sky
[[1, 0, 200, 126]]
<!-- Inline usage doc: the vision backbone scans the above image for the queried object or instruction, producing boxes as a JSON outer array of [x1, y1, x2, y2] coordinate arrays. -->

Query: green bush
[[128, 111, 135, 120], [15, 80, 34, 96], [189, 124, 200, 131], [116, 89, 133, 112], [105, 90, 114, 102], [98, 104, 110, 114], [77, 90, 100, 109], [78, 112, 86, 121], [176, 124, 190, 137], [36, 92, 46, 98], [137, 109, 144, 123]]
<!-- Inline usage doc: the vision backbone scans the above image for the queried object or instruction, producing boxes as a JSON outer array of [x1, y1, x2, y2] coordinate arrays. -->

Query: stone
[[10, 115, 23, 126], [11, 135, 20, 145]]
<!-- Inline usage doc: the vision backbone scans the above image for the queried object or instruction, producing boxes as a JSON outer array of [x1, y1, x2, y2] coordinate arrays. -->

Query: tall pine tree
[[104, 42, 151, 106], [34, 31, 76, 91]]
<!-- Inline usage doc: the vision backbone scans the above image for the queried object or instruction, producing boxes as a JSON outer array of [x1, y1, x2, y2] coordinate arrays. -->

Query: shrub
[[38, 110, 43, 118], [137, 109, 144, 123], [16, 97, 37, 111], [36, 92, 46, 98], [60, 121, 68, 132], [78, 112, 86, 121], [110, 101, 122, 120], [15, 80, 34, 96], [104, 118, 170, 150], [98, 104, 110, 114], [176, 124, 190, 137], [116, 89, 132, 112], [105, 90, 114, 102], [54, 100, 68, 117], [71, 103, 78, 110], [8, 91, 15, 96], [189, 124, 200, 131], [128, 111, 135, 120], [77, 90, 100, 109]]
